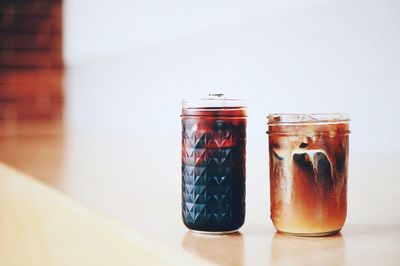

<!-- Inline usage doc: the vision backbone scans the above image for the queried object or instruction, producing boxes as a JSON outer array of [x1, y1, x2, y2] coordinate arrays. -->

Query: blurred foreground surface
[[0, 162, 209, 266]]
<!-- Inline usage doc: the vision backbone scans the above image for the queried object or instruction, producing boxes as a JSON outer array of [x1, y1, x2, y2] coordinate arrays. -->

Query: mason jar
[[267, 113, 350, 236], [181, 94, 247, 234]]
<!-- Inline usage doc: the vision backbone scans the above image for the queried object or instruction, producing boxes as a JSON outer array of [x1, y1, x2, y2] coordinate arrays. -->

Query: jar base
[[190, 229, 239, 235], [277, 229, 341, 237]]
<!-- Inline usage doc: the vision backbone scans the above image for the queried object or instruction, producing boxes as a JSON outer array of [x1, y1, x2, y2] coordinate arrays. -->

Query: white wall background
[[63, 0, 400, 155]]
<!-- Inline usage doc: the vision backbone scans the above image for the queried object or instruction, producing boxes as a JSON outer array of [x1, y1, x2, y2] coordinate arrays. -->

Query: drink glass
[[267, 114, 350, 236], [181, 94, 247, 234]]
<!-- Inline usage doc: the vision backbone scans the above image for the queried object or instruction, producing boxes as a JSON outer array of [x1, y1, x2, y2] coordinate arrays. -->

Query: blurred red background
[[0, 0, 63, 121]]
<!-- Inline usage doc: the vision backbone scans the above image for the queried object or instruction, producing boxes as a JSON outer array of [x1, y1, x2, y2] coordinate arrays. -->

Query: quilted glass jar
[[181, 94, 247, 234]]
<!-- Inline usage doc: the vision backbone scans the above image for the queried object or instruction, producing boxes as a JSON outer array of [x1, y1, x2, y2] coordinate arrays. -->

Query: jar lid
[[181, 94, 247, 117], [267, 113, 350, 126]]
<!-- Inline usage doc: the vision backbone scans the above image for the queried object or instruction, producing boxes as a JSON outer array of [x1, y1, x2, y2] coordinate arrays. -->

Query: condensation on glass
[[267, 113, 350, 236], [181, 94, 247, 234]]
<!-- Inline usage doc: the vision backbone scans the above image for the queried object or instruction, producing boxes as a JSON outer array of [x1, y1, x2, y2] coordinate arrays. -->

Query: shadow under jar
[[267, 114, 350, 236], [181, 95, 246, 234]]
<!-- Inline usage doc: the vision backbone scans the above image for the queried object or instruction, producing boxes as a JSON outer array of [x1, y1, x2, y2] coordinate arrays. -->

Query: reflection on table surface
[[1, 69, 400, 265], [270, 232, 346, 265], [180, 225, 400, 265], [182, 232, 244, 266]]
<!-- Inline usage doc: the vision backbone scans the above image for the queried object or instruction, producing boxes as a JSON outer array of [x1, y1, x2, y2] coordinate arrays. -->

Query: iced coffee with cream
[[267, 114, 350, 236]]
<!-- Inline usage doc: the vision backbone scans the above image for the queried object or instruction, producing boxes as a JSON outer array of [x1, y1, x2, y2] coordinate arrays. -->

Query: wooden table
[[1, 119, 399, 265], [0, 162, 210, 266]]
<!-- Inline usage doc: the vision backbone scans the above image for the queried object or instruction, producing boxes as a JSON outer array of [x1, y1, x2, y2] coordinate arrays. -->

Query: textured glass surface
[[181, 117, 246, 232]]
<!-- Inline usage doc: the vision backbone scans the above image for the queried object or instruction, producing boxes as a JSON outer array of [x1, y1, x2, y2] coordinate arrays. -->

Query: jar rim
[[182, 94, 246, 109], [267, 113, 350, 125]]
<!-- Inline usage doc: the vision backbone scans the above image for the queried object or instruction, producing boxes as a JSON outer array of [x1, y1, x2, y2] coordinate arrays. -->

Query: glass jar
[[181, 94, 247, 234], [267, 113, 350, 236]]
